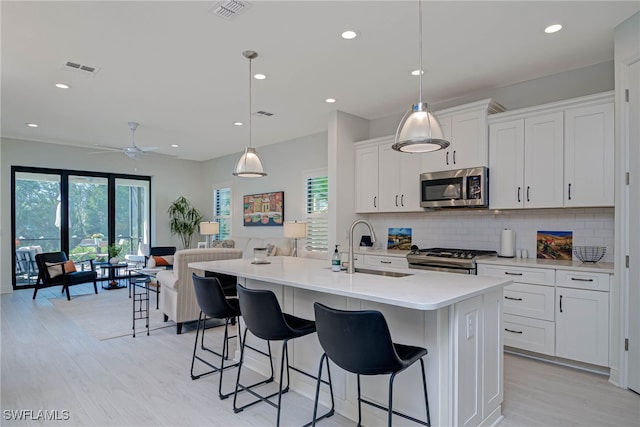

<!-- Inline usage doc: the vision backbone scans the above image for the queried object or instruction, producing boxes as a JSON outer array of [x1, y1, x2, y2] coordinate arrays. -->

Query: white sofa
[[229, 236, 292, 259], [156, 247, 243, 334]]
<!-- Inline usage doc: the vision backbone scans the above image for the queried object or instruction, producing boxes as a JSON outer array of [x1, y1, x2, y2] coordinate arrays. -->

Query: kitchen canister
[[499, 229, 515, 258]]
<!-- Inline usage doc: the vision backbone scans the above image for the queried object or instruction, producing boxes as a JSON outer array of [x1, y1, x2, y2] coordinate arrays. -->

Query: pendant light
[[233, 50, 267, 177], [392, 0, 450, 154]]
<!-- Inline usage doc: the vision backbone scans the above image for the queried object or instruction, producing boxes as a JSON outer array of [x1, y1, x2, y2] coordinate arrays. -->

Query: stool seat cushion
[[393, 343, 429, 371]]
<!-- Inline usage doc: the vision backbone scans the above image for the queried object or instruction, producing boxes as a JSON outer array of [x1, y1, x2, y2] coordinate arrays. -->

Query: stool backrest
[[236, 284, 292, 341], [313, 302, 402, 375], [192, 273, 235, 319]]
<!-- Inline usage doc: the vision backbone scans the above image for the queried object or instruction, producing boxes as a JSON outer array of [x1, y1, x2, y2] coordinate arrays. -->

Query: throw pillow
[[266, 243, 277, 256], [63, 260, 76, 273], [211, 239, 235, 248], [45, 262, 64, 278], [151, 255, 174, 266]]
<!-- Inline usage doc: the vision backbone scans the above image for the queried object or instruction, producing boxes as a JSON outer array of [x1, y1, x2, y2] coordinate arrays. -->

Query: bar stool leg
[[357, 374, 363, 427], [311, 353, 335, 427], [388, 372, 398, 427], [420, 358, 431, 426]]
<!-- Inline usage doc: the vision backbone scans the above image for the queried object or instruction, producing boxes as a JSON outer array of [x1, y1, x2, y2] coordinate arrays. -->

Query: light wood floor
[[1, 285, 638, 426]]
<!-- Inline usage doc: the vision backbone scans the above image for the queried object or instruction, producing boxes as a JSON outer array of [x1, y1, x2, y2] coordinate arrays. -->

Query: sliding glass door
[[11, 166, 151, 290]]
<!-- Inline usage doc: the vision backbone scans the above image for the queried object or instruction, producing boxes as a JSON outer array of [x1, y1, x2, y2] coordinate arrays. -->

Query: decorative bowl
[[573, 246, 606, 263]]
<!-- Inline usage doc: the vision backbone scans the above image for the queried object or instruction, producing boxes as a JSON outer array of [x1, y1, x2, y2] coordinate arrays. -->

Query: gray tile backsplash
[[364, 208, 614, 262]]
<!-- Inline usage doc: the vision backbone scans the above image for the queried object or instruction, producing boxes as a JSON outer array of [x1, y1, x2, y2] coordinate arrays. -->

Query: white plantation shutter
[[305, 174, 328, 252], [213, 187, 231, 239]]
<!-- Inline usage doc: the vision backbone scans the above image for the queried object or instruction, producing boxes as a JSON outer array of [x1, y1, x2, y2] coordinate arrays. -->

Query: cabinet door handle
[[570, 277, 594, 282], [559, 295, 563, 313], [527, 186, 530, 202], [568, 183, 572, 200], [401, 195, 404, 207], [504, 296, 523, 301], [505, 328, 523, 334], [453, 150, 457, 164], [373, 196, 377, 208], [395, 195, 398, 207], [517, 187, 521, 203], [505, 272, 523, 276], [446, 151, 449, 165], [380, 260, 392, 264]]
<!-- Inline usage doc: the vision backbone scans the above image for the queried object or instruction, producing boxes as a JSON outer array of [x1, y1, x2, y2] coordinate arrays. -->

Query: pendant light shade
[[393, 0, 450, 154], [234, 147, 266, 177], [233, 50, 267, 177]]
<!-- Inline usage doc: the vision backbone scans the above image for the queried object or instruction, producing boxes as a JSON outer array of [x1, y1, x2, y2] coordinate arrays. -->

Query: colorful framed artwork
[[537, 230, 573, 260], [243, 191, 284, 227], [387, 227, 412, 250]]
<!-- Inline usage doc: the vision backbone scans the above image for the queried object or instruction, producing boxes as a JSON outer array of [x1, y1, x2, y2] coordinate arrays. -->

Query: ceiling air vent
[[255, 110, 274, 117], [210, 0, 251, 20], [64, 61, 100, 75]]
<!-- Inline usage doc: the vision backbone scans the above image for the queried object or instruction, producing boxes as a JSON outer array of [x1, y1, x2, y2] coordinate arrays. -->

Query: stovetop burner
[[408, 246, 497, 258]]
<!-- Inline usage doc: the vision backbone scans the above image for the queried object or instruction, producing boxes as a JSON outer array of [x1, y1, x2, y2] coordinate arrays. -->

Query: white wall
[[362, 208, 615, 263], [0, 137, 203, 294], [201, 132, 328, 240], [369, 61, 615, 139]]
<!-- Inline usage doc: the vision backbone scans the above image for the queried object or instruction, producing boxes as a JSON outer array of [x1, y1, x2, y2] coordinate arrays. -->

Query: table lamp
[[283, 220, 307, 257], [200, 221, 220, 248]]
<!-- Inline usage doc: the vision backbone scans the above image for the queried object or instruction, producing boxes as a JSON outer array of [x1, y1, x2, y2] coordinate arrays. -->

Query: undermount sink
[[353, 268, 413, 278]]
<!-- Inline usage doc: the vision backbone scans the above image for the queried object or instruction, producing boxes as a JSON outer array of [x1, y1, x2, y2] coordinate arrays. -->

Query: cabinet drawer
[[363, 255, 408, 269], [556, 270, 610, 291], [478, 264, 555, 285], [503, 314, 555, 356], [504, 283, 555, 321]]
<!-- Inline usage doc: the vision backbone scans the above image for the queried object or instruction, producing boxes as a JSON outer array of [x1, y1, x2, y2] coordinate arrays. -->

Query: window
[[213, 187, 232, 239], [11, 166, 151, 289], [304, 172, 328, 252]]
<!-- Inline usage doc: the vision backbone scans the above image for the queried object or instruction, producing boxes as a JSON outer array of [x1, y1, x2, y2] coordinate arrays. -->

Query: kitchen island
[[190, 256, 511, 427]]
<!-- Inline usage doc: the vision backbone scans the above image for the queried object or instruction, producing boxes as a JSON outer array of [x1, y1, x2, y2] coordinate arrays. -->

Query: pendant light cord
[[248, 56, 253, 149], [418, 0, 423, 105]]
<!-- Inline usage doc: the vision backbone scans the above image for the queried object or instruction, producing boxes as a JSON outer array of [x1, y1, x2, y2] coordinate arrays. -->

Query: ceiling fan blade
[[91, 144, 125, 152], [139, 146, 158, 152], [140, 151, 178, 158]]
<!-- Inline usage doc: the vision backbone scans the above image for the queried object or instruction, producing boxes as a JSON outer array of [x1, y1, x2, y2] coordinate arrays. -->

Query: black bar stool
[[190, 273, 242, 399], [311, 302, 431, 427], [234, 284, 334, 427]]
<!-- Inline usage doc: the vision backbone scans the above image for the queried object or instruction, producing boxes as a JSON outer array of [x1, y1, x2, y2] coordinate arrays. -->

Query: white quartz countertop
[[189, 256, 511, 311], [477, 256, 614, 274]]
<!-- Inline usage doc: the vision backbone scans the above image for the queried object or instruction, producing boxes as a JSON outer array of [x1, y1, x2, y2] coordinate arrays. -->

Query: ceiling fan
[[91, 122, 174, 159]]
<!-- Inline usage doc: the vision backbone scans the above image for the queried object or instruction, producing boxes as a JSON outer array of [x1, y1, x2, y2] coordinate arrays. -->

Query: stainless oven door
[[408, 263, 474, 275]]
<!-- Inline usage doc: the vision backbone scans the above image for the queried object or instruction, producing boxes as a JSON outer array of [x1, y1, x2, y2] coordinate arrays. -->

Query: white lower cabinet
[[556, 286, 609, 366], [478, 263, 611, 367]]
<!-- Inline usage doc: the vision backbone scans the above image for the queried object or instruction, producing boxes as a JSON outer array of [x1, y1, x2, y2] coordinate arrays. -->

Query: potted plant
[[108, 243, 124, 265], [168, 196, 203, 249]]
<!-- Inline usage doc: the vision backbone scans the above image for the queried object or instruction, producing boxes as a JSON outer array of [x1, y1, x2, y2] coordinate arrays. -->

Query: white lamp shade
[[233, 147, 267, 177], [200, 221, 220, 235], [393, 103, 450, 153], [138, 243, 150, 256], [283, 221, 307, 238]]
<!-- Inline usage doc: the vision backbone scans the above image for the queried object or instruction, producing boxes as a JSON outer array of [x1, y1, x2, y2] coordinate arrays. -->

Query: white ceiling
[[2, 1, 639, 161]]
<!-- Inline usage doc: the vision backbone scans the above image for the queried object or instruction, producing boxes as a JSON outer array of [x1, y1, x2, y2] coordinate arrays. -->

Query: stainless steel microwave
[[420, 167, 489, 208]]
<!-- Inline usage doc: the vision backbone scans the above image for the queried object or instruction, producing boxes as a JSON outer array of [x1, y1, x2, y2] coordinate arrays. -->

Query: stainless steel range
[[406, 246, 497, 274]]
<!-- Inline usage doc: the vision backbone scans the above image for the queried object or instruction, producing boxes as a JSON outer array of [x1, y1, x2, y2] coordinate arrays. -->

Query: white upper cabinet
[[355, 144, 379, 213], [422, 99, 505, 173], [564, 102, 614, 207], [523, 112, 565, 208], [489, 92, 614, 209], [354, 136, 422, 213]]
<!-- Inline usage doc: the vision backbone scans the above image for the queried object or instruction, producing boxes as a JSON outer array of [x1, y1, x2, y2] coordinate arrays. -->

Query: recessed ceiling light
[[55, 83, 71, 89], [544, 24, 563, 34], [325, 98, 336, 103], [26, 123, 39, 128], [341, 30, 358, 40], [234, 121, 243, 126], [171, 144, 179, 148], [254, 73, 266, 80], [410, 69, 425, 76]]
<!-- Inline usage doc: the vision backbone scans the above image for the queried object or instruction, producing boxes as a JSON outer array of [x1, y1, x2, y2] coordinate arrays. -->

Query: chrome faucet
[[347, 219, 376, 274]]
